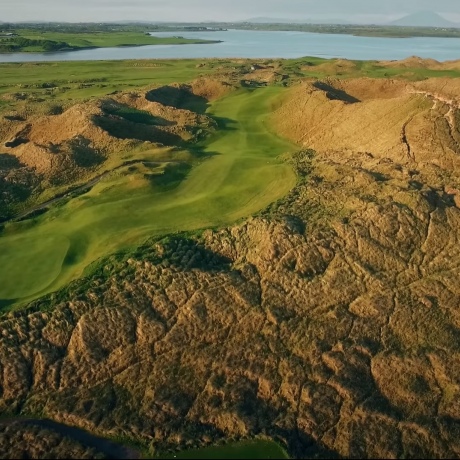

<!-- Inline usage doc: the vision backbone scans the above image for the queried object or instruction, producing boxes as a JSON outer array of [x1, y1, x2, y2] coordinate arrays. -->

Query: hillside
[[389, 11, 459, 28], [0, 78, 230, 221], [1, 57, 460, 458]]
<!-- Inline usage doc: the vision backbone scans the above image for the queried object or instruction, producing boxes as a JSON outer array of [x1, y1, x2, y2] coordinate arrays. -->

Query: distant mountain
[[389, 11, 460, 28]]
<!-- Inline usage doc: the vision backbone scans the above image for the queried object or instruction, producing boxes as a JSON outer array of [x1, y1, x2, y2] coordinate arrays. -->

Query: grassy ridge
[[0, 86, 296, 306], [0, 59, 221, 103], [1, 57, 458, 108]]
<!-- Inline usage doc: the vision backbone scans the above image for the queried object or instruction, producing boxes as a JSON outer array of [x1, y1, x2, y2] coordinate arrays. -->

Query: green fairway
[[0, 235, 70, 299], [166, 439, 290, 459], [0, 86, 296, 306]]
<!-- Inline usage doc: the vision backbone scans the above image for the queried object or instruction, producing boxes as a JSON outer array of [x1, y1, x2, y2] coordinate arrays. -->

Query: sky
[[1, 0, 460, 24]]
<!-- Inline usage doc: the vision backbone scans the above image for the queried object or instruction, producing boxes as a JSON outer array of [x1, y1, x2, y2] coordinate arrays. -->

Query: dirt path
[[410, 89, 459, 134]]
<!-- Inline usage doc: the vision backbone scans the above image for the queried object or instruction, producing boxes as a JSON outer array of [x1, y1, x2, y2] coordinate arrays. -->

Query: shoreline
[[0, 39, 222, 55]]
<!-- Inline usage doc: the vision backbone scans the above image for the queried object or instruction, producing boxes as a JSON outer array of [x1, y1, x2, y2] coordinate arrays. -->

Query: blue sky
[[2, 0, 460, 23]]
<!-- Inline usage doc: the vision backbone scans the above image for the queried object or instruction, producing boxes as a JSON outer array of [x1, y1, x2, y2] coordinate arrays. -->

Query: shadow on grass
[[146, 85, 209, 114], [313, 81, 360, 104], [241, 80, 268, 88], [3, 114, 26, 122], [68, 136, 106, 168], [101, 99, 176, 126], [212, 116, 238, 131], [134, 234, 232, 272], [93, 115, 184, 146], [146, 161, 193, 190], [0, 153, 24, 170], [0, 298, 17, 313], [0, 418, 140, 460], [0, 156, 38, 223]]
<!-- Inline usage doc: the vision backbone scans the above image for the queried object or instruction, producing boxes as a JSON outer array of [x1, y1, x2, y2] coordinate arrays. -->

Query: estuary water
[[1, 29, 460, 62]]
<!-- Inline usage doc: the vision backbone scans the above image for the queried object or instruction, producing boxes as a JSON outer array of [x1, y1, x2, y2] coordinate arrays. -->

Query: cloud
[[1, 0, 459, 22]]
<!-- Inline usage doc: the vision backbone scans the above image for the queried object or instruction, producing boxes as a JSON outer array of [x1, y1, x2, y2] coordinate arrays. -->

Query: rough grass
[[2, 55, 457, 307], [0, 86, 296, 306], [1, 55, 460, 459], [281, 57, 460, 81], [0, 59, 219, 102]]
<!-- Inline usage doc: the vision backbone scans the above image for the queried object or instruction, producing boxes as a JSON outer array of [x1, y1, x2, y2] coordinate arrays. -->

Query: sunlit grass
[[0, 86, 296, 306]]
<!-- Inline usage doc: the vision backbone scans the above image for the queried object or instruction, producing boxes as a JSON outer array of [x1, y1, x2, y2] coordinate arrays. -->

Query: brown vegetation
[[2, 70, 460, 458], [0, 422, 107, 459], [1, 90, 213, 175], [271, 77, 460, 171], [378, 56, 460, 71], [0, 78, 223, 219], [302, 59, 358, 75], [1, 143, 460, 458]]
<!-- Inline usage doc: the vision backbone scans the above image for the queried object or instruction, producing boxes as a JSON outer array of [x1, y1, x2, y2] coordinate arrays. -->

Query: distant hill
[[244, 17, 355, 25], [389, 11, 460, 28], [246, 12, 460, 28], [245, 17, 308, 24]]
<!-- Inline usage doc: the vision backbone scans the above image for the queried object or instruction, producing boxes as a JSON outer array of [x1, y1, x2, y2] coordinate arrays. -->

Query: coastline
[[0, 39, 222, 54]]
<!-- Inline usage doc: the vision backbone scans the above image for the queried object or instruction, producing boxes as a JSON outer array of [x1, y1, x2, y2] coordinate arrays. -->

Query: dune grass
[[0, 86, 296, 306], [1, 56, 455, 111], [285, 57, 460, 80]]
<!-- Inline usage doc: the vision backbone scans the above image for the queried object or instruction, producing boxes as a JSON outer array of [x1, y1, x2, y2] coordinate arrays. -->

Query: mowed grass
[[0, 86, 296, 305], [0, 235, 69, 299], [165, 439, 289, 459]]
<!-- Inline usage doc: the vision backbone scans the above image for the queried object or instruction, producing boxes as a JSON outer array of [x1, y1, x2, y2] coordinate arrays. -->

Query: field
[[1, 57, 459, 106], [4, 21, 460, 39], [167, 439, 289, 459], [0, 29, 219, 53], [0, 59, 222, 102], [152, 22, 460, 38], [229, 23, 460, 38], [0, 85, 296, 306]]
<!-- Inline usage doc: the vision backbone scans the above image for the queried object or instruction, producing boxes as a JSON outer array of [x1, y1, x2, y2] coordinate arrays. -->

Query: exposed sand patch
[[271, 77, 460, 169]]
